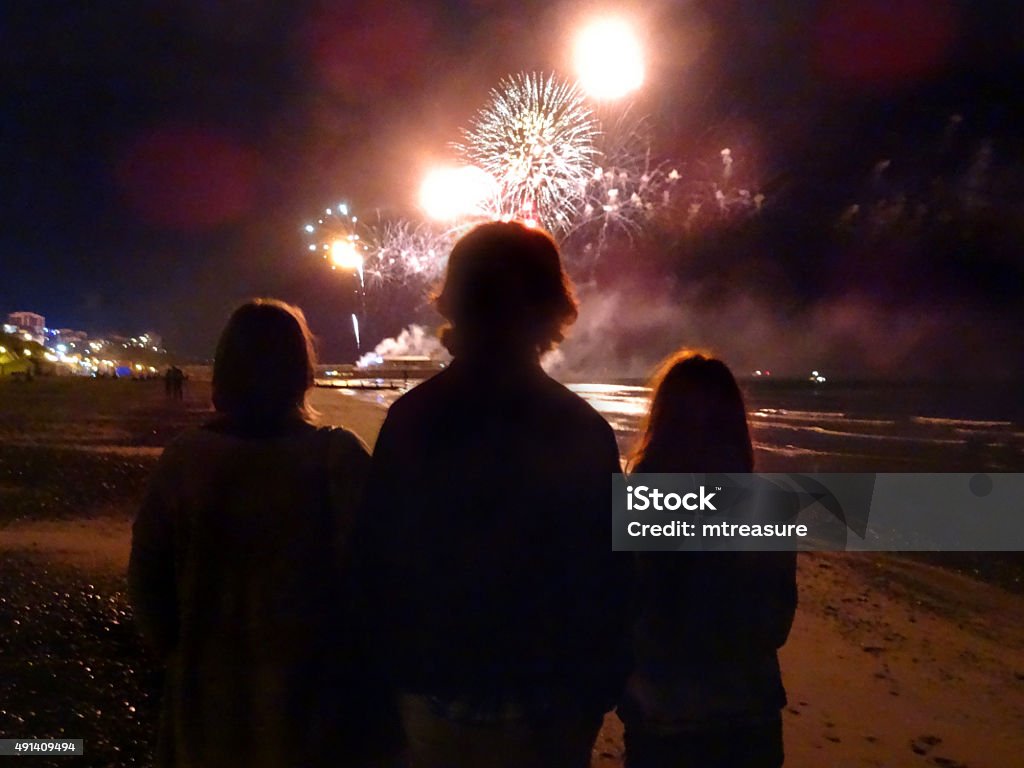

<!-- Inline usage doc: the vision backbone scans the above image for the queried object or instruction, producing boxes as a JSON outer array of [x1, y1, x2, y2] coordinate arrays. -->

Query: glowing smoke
[[356, 324, 450, 369], [546, 283, 1020, 380]]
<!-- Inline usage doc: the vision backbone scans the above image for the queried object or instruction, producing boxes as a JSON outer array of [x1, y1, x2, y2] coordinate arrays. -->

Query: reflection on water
[[572, 382, 1023, 472]]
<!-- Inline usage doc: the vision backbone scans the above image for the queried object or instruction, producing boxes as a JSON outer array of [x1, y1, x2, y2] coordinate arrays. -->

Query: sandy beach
[[1, 379, 1022, 766]]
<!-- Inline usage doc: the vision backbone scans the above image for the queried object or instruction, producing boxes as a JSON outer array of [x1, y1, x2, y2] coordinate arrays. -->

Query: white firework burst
[[365, 219, 455, 286], [575, 109, 681, 238], [458, 72, 599, 232]]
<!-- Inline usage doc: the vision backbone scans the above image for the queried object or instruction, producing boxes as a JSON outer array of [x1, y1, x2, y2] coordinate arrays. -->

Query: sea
[[334, 377, 1024, 473]]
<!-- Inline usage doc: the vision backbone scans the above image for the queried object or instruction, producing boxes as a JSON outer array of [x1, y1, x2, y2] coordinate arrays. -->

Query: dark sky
[[3, 0, 1023, 370]]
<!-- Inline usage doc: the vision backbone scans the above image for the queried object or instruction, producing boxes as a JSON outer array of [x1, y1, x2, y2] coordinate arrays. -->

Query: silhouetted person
[[130, 299, 396, 768], [357, 221, 631, 768], [163, 366, 174, 397], [620, 352, 797, 768], [171, 365, 185, 399]]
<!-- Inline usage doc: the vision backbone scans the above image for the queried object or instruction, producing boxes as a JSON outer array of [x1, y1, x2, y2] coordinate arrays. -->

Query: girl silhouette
[[621, 351, 797, 768]]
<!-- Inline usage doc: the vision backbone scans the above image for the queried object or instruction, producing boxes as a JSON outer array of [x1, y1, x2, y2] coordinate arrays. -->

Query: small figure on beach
[[163, 366, 184, 399], [171, 365, 185, 399], [620, 351, 798, 768], [129, 299, 399, 768], [357, 221, 632, 768]]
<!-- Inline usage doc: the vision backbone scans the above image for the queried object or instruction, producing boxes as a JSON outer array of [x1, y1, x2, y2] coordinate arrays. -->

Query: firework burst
[[575, 109, 680, 237], [458, 72, 599, 232], [303, 202, 370, 277], [364, 219, 455, 286], [305, 200, 458, 295]]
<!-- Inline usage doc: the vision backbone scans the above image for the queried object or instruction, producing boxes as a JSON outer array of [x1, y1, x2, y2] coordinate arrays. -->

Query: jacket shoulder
[[543, 378, 616, 436], [318, 424, 371, 458]]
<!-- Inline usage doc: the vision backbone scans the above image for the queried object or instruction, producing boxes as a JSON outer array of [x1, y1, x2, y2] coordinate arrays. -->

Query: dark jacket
[[620, 549, 797, 725], [357, 357, 631, 717], [129, 421, 394, 767], [621, 460, 797, 726]]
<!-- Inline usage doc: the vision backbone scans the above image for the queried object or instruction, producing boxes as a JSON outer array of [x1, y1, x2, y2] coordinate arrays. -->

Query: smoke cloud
[[356, 324, 450, 368], [546, 283, 1020, 381]]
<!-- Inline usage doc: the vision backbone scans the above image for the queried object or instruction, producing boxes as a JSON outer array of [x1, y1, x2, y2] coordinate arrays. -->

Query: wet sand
[[1, 379, 1023, 766]]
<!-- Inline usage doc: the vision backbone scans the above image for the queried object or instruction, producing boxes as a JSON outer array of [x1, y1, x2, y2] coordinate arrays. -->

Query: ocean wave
[[577, 396, 650, 418], [568, 383, 651, 394], [753, 422, 968, 445], [752, 442, 833, 457], [751, 409, 895, 427], [752, 408, 846, 420], [913, 416, 1014, 429]]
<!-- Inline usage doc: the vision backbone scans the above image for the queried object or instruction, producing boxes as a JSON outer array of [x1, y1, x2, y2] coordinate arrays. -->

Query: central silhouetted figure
[[358, 221, 631, 768]]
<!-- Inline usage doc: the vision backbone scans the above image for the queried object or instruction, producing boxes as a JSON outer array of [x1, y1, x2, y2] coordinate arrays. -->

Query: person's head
[[631, 350, 754, 473], [212, 299, 316, 425], [435, 221, 578, 359]]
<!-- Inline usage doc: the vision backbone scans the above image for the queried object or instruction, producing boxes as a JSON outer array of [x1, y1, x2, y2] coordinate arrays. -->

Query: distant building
[[52, 328, 89, 344], [6, 311, 45, 344], [7, 311, 45, 333]]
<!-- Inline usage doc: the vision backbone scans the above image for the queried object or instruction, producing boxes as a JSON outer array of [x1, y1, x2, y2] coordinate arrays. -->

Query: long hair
[[212, 299, 317, 427], [630, 350, 754, 473], [434, 221, 578, 357]]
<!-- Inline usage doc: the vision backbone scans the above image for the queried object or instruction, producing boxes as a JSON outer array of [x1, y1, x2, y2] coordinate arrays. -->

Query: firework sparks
[[330, 239, 365, 288], [575, 109, 680, 237], [364, 219, 456, 286], [305, 199, 458, 297], [304, 203, 370, 274], [458, 72, 598, 232]]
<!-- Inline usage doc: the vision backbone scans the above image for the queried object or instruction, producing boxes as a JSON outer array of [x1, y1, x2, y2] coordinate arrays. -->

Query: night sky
[[3, 1, 1023, 374]]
